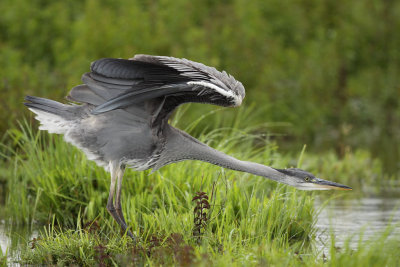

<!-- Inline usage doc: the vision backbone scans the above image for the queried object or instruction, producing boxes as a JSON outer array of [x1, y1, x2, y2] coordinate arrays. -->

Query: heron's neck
[[154, 126, 287, 183]]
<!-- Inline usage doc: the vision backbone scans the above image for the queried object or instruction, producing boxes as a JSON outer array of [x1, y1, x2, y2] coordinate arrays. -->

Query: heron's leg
[[106, 163, 124, 226], [107, 162, 135, 240], [114, 165, 128, 226]]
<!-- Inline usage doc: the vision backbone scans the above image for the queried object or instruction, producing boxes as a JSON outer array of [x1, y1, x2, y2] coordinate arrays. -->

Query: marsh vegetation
[[0, 119, 399, 266], [0, 0, 399, 265]]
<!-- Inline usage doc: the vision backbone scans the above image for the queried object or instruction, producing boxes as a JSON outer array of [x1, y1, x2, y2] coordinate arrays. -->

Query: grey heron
[[24, 55, 351, 239]]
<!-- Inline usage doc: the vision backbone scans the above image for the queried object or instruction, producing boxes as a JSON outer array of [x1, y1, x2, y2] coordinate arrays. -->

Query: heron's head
[[274, 168, 352, 191]]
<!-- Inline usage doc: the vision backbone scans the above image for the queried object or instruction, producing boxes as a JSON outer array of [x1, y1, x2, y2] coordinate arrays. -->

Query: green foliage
[[0, 248, 6, 267], [1, 0, 399, 173]]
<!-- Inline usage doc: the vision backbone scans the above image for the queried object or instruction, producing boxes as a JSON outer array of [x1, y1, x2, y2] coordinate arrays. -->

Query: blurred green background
[[0, 0, 399, 175]]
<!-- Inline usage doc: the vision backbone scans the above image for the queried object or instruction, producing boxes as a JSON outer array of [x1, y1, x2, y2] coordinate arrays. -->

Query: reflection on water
[[315, 197, 400, 253], [0, 220, 39, 263], [0, 222, 8, 255]]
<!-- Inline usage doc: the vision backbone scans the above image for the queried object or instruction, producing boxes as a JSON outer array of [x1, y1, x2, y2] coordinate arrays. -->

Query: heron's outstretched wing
[[68, 55, 245, 120]]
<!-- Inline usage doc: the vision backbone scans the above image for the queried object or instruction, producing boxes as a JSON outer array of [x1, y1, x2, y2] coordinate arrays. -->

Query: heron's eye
[[304, 177, 310, 182]]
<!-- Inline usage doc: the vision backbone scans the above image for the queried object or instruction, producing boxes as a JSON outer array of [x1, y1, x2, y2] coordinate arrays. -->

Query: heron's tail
[[24, 95, 76, 134]]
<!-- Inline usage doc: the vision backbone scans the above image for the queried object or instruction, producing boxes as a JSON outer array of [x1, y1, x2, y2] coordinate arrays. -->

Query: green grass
[[1, 120, 399, 266], [0, 248, 6, 267], [19, 222, 400, 266]]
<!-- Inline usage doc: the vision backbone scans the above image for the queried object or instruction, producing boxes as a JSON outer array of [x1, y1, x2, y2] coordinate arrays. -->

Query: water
[[315, 196, 400, 254], [0, 221, 39, 264], [0, 222, 8, 255]]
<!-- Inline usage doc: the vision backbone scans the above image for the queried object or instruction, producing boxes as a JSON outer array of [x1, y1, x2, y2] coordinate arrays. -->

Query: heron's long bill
[[300, 178, 352, 191]]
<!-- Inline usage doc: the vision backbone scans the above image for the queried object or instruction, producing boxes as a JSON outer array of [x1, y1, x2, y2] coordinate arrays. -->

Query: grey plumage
[[25, 55, 351, 239]]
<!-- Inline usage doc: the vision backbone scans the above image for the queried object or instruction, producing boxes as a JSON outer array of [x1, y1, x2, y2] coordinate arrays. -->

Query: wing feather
[[70, 56, 245, 119], [67, 85, 105, 105], [92, 84, 191, 114]]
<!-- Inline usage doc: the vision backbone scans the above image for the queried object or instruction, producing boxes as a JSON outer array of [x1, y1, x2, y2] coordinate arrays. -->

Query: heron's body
[[25, 54, 351, 239], [37, 103, 161, 171]]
